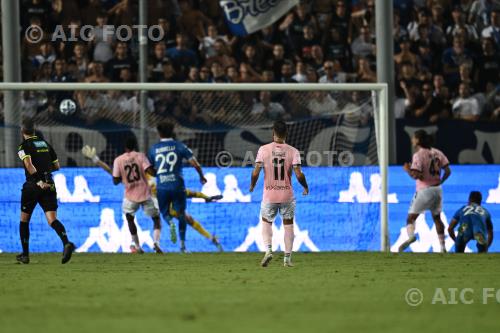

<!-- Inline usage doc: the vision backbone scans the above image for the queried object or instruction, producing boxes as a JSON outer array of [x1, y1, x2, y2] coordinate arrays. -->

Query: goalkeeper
[[147, 174, 224, 252]]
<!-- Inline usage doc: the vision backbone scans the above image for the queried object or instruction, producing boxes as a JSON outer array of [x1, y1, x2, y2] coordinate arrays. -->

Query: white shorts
[[122, 197, 159, 217], [408, 186, 442, 216], [260, 200, 296, 222]]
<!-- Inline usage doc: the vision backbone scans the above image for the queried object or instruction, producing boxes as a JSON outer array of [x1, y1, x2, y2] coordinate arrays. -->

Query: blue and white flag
[[220, 0, 299, 36]]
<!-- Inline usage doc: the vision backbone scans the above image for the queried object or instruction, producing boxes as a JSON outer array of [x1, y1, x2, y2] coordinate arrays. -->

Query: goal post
[[0, 82, 389, 252]]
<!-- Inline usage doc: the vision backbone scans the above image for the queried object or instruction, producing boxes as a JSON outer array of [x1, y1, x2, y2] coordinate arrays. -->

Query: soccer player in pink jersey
[[249, 121, 309, 267], [82, 137, 164, 254], [399, 130, 452, 253]]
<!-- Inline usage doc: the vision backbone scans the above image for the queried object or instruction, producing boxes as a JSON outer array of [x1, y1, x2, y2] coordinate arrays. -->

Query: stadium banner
[[0, 165, 499, 253], [220, 0, 299, 36], [397, 119, 500, 165]]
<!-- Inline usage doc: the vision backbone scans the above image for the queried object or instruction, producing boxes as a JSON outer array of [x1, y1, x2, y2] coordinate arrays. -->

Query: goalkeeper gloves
[[81, 145, 100, 163]]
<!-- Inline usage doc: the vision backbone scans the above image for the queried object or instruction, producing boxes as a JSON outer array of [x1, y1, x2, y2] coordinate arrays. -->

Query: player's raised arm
[[293, 165, 309, 195], [81, 145, 113, 175]]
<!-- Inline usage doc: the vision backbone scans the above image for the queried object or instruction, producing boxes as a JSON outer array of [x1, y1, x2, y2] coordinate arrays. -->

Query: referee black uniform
[[17, 119, 75, 264]]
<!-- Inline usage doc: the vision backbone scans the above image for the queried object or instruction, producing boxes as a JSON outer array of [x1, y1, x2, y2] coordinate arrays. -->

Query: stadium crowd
[[0, 0, 499, 126]]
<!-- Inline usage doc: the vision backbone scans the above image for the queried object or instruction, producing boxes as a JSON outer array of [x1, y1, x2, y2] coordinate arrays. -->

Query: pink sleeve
[[410, 152, 422, 171], [292, 148, 301, 165], [140, 153, 151, 170], [255, 147, 264, 164], [112, 158, 121, 178], [438, 150, 449, 167]]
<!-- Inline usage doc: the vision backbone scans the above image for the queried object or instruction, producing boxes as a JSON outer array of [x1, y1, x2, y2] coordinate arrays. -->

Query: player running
[[448, 191, 493, 253], [249, 120, 309, 267], [399, 130, 451, 253], [16, 118, 75, 264], [147, 175, 224, 251], [149, 121, 207, 253], [81, 137, 165, 253]]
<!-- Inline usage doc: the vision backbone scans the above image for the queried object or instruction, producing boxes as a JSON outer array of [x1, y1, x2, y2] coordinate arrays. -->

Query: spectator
[[205, 39, 237, 69], [35, 62, 53, 82], [210, 61, 228, 82], [266, 44, 287, 79], [323, 26, 352, 71], [199, 66, 211, 82], [307, 91, 338, 117], [251, 91, 286, 120], [305, 65, 319, 83], [329, 1, 351, 44], [85, 62, 109, 83], [159, 62, 180, 82], [279, 61, 298, 83], [412, 81, 448, 122], [68, 43, 89, 82], [279, 3, 319, 47], [105, 42, 137, 82], [91, 11, 114, 63], [186, 66, 200, 83], [356, 57, 376, 83], [177, 0, 212, 40], [226, 66, 239, 83], [296, 25, 321, 59], [199, 24, 228, 59], [150, 42, 170, 82], [81, 0, 103, 26], [474, 37, 500, 91], [351, 25, 375, 59], [319, 60, 336, 83], [394, 36, 419, 68], [447, 6, 479, 41], [481, 8, 500, 44], [166, 33, 199, 79], [292, 61, 307, 83], [32, 41, 56, 70], [408, 8, 446, 47], [308, 45, 325, 72], [441, 35, 474, 89], [452, 82, 481, 121]]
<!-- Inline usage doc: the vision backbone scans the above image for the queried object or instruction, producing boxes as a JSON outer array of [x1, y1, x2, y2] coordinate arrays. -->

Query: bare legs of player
[[125, 213, 144, 254], [260, 218, 294, 267], [399, 214, 418, 252], [152, 215, 162, 253], [399, 213, 446, 253], [432, 214, 446, 253]]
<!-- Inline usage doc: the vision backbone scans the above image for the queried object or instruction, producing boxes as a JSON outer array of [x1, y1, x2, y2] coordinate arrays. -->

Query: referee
[[16, 118, 75, 264]]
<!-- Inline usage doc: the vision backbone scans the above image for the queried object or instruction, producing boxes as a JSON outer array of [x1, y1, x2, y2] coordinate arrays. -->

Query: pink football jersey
[[411, 147, 449, 191], [112, 151, 152, 202], [255, 142, 301, 203]]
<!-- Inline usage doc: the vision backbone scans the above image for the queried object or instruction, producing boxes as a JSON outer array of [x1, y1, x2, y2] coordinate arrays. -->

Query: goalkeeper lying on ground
[[82, 145, 223, 252]]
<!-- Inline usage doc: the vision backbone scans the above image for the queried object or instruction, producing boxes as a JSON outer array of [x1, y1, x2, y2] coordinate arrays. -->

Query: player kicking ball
[[82, 137, 164, 253], [399, 130, 451, 253], [250, 121, 309, 267], [448, 191, 493, 253]]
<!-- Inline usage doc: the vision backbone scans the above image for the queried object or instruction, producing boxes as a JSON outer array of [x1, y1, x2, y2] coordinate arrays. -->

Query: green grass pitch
[[0, 252, 499, 333]]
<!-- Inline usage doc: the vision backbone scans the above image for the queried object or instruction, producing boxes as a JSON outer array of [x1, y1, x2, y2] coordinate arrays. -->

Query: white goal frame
[[0, 82, 389, 252]]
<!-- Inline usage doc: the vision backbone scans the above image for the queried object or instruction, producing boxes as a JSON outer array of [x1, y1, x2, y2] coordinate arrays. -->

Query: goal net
[[0, 83, 389, 252]]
